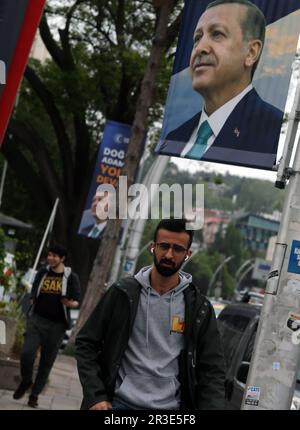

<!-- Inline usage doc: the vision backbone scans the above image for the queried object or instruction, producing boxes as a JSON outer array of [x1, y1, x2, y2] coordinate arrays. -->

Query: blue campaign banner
[[156, 0, 300, 170], [287, 241, 300, 275], [78, 120, 131, 239]]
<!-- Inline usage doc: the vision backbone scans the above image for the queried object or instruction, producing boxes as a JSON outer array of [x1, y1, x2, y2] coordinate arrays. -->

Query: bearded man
[[76, 218, 225, 410]]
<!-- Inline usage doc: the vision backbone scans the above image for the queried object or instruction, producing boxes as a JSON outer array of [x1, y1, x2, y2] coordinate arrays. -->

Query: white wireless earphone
[[150, 248, 154, 254], [184, 256, 189, 261]]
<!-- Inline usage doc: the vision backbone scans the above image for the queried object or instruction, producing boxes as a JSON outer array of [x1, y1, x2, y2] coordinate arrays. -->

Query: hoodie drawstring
[[170, 291, 175, 334], [146, 287, 151, 348]]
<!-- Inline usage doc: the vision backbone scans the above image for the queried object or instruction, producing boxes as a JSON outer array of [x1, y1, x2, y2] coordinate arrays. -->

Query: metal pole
[[28, 198, 60, 284], [235, 258, 255, 282], [242, 81, 300, 410], [275, 80, 300, 188], [207, 255, 234, 296], [181, 245, 203, 270], [235, 263, 255, 291]]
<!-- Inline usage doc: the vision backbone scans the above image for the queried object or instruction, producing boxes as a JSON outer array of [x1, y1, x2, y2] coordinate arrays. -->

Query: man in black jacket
[[13, 244, 80, 408], [76, 219, 225, 410]]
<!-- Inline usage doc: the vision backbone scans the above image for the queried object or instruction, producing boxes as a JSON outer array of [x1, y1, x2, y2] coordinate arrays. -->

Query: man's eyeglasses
[[155, 242, 188, 255]]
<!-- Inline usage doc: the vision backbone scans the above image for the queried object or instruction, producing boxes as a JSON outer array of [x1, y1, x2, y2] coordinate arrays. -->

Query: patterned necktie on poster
[[185, 120, 213, 160], [88, 225, 99, 239]]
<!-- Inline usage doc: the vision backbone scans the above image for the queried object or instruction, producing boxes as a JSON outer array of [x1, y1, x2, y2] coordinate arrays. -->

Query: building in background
[[235, 213, 280, 253], [202, 209, 231, 245]]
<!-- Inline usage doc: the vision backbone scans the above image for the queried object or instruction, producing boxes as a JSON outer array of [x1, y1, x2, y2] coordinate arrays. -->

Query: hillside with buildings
[[136, 162, 284, 298]]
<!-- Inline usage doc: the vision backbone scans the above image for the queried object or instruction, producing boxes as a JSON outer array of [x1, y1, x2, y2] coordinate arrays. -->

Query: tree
[[234, 179, 284, 213], [75, 0, 183, 335], [222, 224, 243, 274], [185, 251, 215, 296], [220, 265, 235, 299], [1, 0, 183, 295]]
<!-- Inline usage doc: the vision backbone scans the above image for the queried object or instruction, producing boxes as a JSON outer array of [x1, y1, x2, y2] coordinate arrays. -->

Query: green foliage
[[226, 176, 284, 213], [14, 238, 36, 273], [0, 301, 26, 357], [214, 175, 223, 185], [0, 229, 17, 294], [2, 1, 181, 287], [135, 219, 158, 272], [184, 250, 220, 295], [134, 161, 282, 300], [159, 162, 285, 215], [222, 224, 243, 273], [221, 265, 235, 299], [0, 228, 6, 277], [207, 223, 245, 298], [185, 250, 236, 299]]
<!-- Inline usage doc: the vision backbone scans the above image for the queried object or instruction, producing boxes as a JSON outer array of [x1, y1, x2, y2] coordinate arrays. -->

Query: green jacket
[[75, 277, 225, 410]]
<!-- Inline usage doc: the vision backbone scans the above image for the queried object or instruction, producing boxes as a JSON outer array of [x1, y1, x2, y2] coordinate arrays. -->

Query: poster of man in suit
[[78, 120, 131, 239], [156, 0, 300, 170], [78, 187, 109, 239]]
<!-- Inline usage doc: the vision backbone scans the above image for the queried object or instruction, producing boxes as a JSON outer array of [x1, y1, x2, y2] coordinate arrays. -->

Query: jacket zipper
[[186, 297, 207, 408]]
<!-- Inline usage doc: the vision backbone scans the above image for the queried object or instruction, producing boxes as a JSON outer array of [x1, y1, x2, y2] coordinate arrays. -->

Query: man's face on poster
[[189, 3, 258, 100], [91, 191, 109, 222]]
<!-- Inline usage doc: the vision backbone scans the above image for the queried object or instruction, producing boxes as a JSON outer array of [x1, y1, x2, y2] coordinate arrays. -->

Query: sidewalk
[[0, 353, 82, 410]]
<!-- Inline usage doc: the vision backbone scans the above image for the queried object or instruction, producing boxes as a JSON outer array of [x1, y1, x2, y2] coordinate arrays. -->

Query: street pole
[[275, 82, 300, 189], [233, 259, 255, 300], [235, 258, 255, 282], [207, 255, 234, 297], [32, 198, 59, 269], [235, 263, 255, 291], [242, 81, 300, 410], [27, 198, 60, 286]]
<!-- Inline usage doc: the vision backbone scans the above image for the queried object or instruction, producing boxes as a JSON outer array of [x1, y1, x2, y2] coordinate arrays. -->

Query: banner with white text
[[78, 120, 132, 239]]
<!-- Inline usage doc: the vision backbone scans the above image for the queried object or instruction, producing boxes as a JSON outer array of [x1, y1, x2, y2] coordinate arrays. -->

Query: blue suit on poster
[[157, 88, 284, 169], [155, 0, 300, 170]]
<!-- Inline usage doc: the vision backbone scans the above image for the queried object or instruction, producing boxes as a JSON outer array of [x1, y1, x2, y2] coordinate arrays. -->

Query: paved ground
[[0, 353, 83, 410]]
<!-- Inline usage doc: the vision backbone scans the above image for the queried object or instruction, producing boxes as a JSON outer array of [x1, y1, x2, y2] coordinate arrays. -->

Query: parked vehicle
[[218, 298, 300, 410]]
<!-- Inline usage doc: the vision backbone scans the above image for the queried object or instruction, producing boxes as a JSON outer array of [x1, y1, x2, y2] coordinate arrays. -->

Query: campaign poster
[[155, 0, 300, 170], [78, 120, 131, 239], [0, 0, 46, 145], [288, 240, 300, 274]]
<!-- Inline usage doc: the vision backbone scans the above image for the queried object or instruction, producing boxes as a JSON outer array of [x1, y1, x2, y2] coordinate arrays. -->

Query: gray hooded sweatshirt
[[113, 266, 192, 410]]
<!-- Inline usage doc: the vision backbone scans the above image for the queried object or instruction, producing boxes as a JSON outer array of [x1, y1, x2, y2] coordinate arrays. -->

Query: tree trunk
[[70, 0, 177, 341]]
